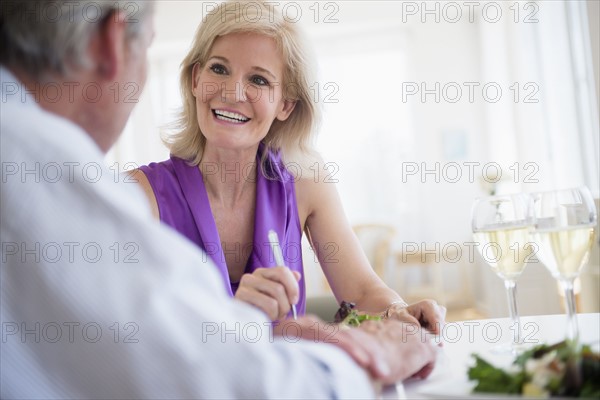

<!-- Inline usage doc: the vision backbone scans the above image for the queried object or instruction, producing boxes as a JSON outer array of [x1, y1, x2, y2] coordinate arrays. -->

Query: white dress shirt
[[0, 67, 374, 399]]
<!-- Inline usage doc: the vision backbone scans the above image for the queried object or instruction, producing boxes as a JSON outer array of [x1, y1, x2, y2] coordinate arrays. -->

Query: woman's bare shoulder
[[291, 152, 340, 226], [124, 169, 160, 219], [288, 150, 326, 191]]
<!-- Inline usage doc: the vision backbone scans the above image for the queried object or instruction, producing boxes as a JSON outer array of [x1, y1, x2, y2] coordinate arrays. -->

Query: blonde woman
[[136, 0, 445, 330]]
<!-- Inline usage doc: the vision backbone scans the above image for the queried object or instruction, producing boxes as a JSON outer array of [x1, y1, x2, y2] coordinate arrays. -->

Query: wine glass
[[530, 186, 597, 343], [471, 193, 535, 353]]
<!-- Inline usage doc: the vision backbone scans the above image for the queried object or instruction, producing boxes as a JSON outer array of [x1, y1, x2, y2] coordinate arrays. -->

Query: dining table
[[383, 313, 600, 399]]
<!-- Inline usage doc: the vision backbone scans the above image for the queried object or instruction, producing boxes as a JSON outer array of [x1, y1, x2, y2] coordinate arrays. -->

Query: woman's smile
[[212, 108, 251, 125]]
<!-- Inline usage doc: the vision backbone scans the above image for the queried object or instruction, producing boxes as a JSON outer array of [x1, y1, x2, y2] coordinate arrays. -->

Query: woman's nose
[[220, 76, 247, 103]]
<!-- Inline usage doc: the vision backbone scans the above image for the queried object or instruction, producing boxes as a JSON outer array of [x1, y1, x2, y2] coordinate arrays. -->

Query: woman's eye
[[251, 75, 269, 86], [209, 63, 227, 75]]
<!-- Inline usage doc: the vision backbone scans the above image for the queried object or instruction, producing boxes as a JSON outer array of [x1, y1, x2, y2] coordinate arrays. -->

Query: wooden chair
[[395, 244, 483, 320], [352, 224, 396, 279]]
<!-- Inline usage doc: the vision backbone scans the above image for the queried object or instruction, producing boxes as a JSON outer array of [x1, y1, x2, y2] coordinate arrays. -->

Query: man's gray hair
[[0, 1, 153, 79]]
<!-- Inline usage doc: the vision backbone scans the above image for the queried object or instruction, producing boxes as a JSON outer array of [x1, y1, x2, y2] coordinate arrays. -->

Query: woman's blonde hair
[[164, 0, 319, 165]]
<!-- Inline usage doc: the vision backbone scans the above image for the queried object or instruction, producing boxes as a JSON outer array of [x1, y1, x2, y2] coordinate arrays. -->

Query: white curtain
[[480, 0, 599, 196]]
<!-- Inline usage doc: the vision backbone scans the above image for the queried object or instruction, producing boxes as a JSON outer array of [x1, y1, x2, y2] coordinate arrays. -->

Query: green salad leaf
[[468, 355, 526, 394], [333, 301, 381, 327]]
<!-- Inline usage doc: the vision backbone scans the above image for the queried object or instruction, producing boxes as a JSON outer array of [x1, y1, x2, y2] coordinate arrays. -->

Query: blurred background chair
[[394, 244, 484, 321], [352, 224, 396, 280]]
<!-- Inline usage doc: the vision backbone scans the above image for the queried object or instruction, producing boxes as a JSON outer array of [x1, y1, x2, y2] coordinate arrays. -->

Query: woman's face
[[192, 32, 296, 151]]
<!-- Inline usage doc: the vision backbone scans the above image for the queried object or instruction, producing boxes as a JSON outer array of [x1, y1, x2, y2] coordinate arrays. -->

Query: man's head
[[1, 1, 155, 151]]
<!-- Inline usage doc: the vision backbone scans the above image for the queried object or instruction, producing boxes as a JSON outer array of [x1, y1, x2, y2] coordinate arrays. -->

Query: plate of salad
[[467, 341, 599, 398], [415, 341, 599, 399]]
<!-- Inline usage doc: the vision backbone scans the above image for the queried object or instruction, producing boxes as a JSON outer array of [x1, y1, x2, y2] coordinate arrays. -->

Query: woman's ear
[[191, 63, 202, 97], [276, 100, 297, 121]]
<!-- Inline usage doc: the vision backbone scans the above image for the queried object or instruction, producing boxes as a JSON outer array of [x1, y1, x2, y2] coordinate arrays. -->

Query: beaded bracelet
[[382, 300, 409, 319]]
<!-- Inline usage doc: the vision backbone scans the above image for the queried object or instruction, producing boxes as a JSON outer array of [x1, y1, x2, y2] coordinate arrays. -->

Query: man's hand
[[273, 315, 438, 385]]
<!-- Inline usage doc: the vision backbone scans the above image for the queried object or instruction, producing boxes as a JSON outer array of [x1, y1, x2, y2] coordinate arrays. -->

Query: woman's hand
[[234, 267, 300, 321], [387, 299, 447, 335], [274, 316, 438, 384]]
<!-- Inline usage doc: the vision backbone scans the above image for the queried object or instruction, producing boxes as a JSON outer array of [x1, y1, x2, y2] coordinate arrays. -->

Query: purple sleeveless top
[[139, 145, 306, 315]]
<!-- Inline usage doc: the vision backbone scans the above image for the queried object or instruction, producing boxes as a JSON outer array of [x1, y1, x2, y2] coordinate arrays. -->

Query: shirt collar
[[0, 65, 40, 108]]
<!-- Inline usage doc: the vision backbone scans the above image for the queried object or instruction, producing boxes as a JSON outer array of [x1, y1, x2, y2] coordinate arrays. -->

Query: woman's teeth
[[213, 110, 250, 123]]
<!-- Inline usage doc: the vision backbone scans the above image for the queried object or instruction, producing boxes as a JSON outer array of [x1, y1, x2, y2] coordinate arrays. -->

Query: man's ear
[[276, 99, 297, 122], [93, 10, 128, 80]]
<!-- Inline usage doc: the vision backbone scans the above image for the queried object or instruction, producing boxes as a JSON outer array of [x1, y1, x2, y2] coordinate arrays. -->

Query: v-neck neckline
[[169, 145, 289, 296]]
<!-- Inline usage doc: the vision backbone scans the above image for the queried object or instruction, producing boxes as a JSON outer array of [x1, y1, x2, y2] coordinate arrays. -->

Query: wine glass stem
[[504, 279, 521, 345], [560, 279, 579, 343]]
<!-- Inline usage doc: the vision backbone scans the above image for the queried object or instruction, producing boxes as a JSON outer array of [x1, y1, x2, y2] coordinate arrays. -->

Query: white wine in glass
[[530, 187, 597, 343], [472, 193, 535, 353], [473, 226, 533, 281]]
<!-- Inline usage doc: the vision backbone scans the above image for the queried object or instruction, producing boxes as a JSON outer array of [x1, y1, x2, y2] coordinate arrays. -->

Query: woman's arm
[[296, 168, 400, 315], [296, 165, 445, 332], [127, 169, 160, 219]]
